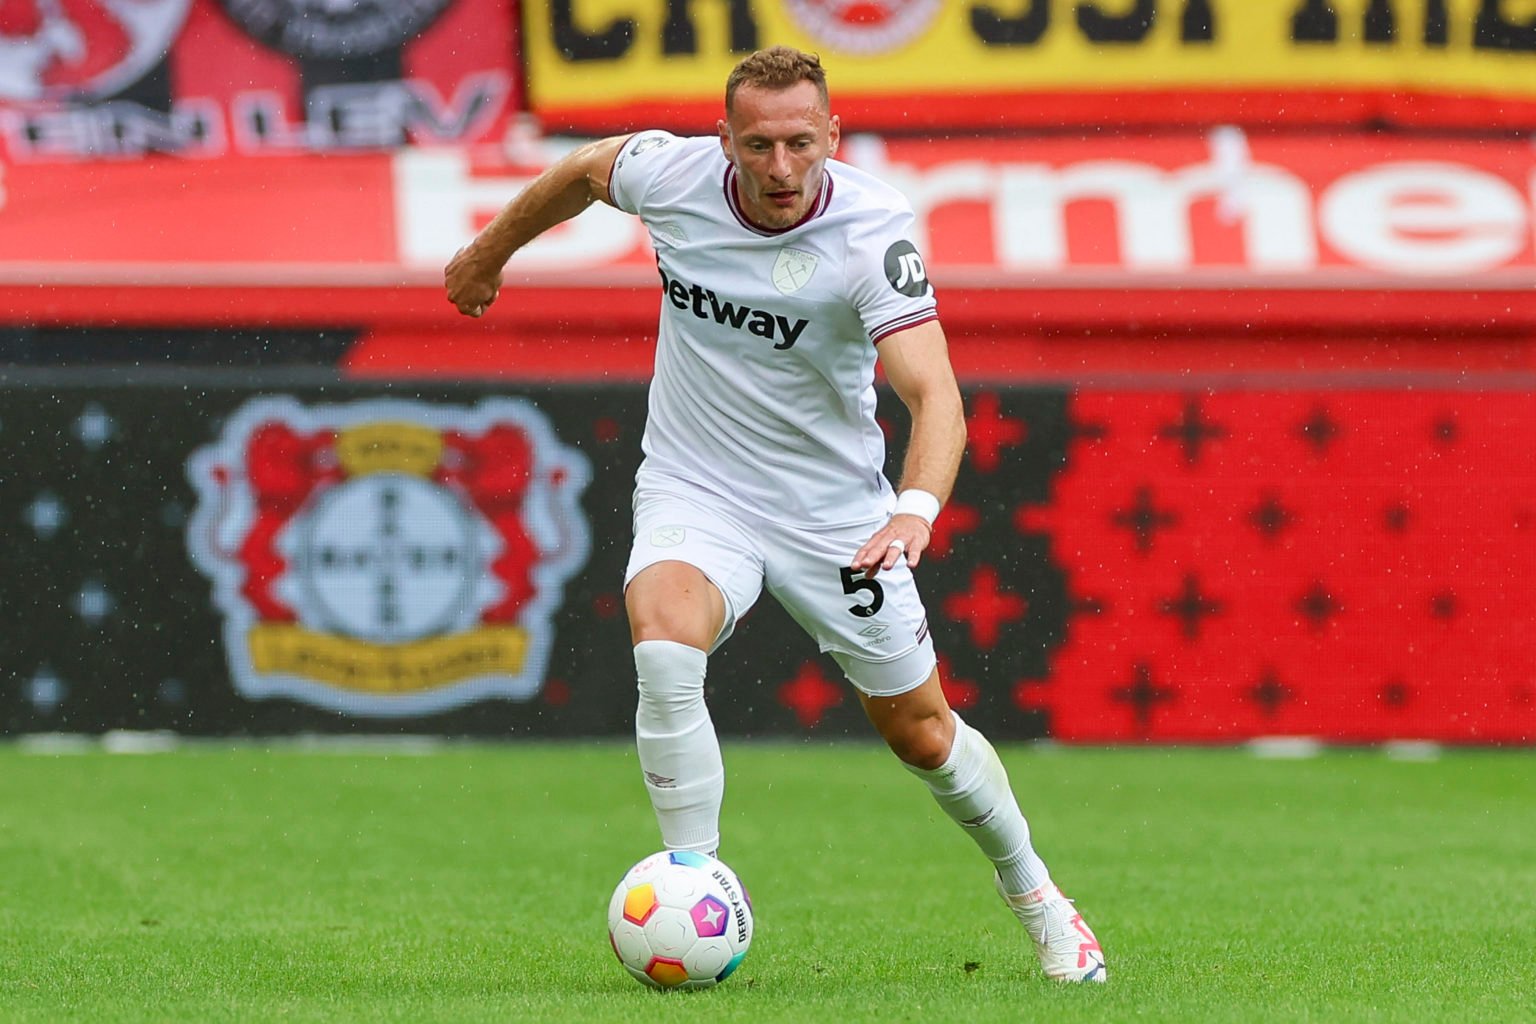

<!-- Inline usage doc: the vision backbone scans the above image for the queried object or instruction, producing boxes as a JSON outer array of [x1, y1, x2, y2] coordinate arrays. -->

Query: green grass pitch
[[2, 742, 1532, 1023]]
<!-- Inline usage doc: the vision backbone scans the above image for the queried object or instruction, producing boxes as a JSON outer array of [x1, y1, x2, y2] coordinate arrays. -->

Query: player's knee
[[884, 712, 954, 771]]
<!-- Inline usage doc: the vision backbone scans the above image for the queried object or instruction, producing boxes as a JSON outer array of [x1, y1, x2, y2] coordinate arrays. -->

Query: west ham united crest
[[187, 397, 590, 716], [771, 247, 819, 296]]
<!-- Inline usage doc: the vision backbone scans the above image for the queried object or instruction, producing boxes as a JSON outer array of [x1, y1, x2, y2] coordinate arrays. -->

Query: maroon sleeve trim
[[870, 309, 939, 345]]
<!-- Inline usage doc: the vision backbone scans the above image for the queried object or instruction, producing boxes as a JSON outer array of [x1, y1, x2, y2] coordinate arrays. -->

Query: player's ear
[[827, 114, 840, 157], [717, 120, 734, 163]]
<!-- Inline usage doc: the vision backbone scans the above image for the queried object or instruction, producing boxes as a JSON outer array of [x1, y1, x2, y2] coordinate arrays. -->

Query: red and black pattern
[[3, 370, 1533, 745], [757, 387, 1536, 745], [1020, 391, 1536, 743]]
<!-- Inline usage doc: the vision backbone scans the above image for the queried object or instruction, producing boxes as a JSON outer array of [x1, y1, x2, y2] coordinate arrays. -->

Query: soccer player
[[444, 46, 1106, 983]]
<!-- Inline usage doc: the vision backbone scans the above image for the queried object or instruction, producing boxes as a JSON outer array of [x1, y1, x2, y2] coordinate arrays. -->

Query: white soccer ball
[[606, 850, 754, 989]]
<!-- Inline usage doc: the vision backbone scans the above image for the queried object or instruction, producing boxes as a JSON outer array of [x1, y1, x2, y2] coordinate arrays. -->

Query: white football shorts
[[623, 484, 937, 697]]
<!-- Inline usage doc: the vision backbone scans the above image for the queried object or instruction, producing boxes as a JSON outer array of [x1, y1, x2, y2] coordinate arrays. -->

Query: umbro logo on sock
[[644, 771, 676, 788]]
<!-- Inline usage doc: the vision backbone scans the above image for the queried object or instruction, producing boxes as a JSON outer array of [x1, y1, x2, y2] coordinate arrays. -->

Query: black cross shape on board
[[1159, 573, 1224, 641], [1111, 486, 1179, 554], [1296, 580, 1342, 629], [1157, 397, 1228, 465], [1111, 663, 1178, 732], [1297, 405, 1341, 456], [1248, 492, 1294, 539], [1379, 678, 1412, 708], [1248, 668, 1293, 717]]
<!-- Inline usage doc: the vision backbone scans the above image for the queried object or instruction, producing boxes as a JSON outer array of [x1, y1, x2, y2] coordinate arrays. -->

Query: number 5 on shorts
[[840, 566, 884, 618]]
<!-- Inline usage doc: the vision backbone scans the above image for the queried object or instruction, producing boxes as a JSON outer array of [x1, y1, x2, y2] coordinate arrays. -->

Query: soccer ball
[[606, 850, 754, 989]]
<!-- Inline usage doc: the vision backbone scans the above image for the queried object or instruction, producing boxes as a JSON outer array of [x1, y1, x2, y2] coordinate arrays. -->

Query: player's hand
[[851, 513, 932, 578], [444, 244, 504, 318]]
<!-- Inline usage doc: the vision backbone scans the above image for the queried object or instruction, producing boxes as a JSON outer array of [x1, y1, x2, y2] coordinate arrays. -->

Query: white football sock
[[633, 640, 722, 855], [906, 711, 1052, 896]]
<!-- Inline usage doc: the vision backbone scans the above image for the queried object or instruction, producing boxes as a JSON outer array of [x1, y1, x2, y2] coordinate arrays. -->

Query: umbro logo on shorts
[[658, 268, 811, 350]]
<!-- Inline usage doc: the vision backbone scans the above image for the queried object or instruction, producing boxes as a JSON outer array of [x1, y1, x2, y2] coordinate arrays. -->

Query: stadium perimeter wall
[[2, 346, 1533, 745]]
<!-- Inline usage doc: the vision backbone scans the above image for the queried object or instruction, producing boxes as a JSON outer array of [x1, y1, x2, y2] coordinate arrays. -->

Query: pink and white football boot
[[994, 875, 1108, 983]]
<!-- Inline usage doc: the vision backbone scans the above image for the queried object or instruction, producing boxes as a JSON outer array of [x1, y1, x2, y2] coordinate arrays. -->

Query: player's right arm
[[443, 134, 629, 318]]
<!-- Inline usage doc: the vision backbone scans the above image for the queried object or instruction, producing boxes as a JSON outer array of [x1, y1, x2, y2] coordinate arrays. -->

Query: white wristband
[[894, 489, 942, 526]]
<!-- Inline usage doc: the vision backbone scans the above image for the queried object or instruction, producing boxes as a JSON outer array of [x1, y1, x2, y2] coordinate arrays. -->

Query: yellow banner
[[249, 625, 529, 692], [525, 1, 1536, 117]]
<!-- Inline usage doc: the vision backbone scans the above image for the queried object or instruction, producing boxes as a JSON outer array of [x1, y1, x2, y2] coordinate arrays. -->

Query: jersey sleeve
[[845, 201, 939, 344], [607, 130, 685, 218]]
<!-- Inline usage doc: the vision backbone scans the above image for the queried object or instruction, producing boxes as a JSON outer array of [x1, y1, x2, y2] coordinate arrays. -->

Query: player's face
[[718, 81, 840, 230]]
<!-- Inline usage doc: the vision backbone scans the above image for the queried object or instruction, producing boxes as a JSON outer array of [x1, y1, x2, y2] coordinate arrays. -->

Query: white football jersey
[[608, 131, 938, 529]]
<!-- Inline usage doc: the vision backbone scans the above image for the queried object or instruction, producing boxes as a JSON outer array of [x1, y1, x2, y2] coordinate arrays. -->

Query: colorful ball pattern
[[606, 850, 754, 989]]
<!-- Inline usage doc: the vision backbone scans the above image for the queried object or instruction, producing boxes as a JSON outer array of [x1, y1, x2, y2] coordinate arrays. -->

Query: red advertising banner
[[0, 0, 518, 160], [999, 389, 1536, 744], [1, 130, 1532, 331]]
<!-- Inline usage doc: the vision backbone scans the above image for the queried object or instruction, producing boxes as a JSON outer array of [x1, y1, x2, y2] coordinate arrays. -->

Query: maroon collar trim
[[723, 164, 834, 236]]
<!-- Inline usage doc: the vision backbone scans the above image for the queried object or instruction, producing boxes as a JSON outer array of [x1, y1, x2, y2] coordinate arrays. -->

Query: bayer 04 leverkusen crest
[[186, 397, 590, 717]]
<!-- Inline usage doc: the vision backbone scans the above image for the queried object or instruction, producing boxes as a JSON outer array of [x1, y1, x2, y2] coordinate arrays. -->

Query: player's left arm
[[851, 319, 966, 576]]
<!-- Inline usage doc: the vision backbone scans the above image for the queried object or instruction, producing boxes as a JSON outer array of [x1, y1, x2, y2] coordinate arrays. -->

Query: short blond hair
[[725, 46, 829, 114]]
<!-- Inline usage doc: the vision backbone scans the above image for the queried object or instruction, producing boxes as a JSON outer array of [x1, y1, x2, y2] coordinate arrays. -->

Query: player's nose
[[769, 144, 793, 180]]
